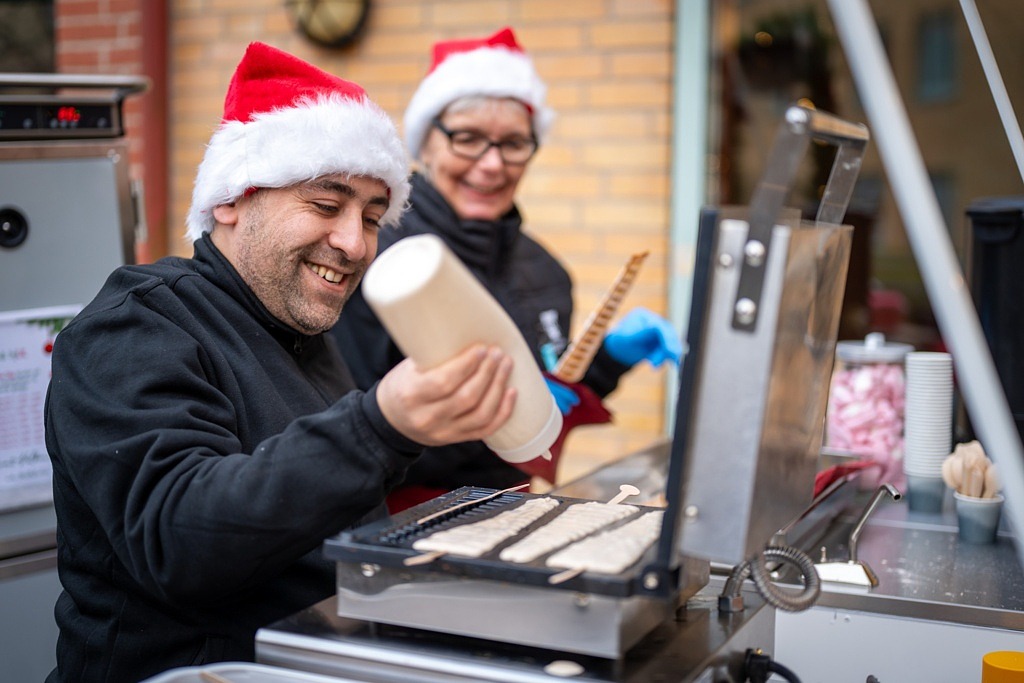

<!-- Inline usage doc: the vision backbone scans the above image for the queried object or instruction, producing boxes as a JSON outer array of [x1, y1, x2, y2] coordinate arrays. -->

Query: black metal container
[[966, 196, 1024, 440]]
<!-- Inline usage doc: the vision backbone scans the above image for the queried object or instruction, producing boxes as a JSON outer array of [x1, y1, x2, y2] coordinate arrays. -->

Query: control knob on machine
[[0, 206, 28, 249]]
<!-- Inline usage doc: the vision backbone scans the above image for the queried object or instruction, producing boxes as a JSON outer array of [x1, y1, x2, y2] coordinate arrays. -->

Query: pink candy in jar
[[826, 333, 914, 470]]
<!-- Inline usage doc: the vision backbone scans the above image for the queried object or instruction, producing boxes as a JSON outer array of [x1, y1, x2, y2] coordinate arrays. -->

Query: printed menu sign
[[0, 305, 81, 511]]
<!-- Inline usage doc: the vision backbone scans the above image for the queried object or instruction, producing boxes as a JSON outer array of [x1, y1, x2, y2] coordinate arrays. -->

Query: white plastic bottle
[[360, 234, 561, 464]]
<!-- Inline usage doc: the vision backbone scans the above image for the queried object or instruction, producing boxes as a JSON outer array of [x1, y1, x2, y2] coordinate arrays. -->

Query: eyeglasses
[[432, 119, 538, 165]]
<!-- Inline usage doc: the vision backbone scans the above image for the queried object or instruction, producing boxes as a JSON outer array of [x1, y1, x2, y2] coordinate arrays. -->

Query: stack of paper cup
[[903, 351, 954, 511]]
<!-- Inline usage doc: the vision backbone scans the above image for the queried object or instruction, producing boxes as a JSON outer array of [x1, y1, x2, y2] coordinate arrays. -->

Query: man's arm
[[46, 296, 513, 604]]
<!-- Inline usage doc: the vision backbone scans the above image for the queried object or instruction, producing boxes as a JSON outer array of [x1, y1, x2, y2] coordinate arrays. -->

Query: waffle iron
[[322, 104, 868, 659]]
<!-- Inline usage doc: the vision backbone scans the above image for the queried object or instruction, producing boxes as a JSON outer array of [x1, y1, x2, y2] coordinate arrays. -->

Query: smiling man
[[44, 42, 516, 683]]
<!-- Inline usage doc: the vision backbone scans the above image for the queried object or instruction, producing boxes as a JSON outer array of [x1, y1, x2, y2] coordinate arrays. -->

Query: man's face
[[212, 174, 389, 335]]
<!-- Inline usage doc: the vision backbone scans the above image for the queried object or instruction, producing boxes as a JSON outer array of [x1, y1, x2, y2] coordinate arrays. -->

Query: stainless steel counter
[[802, 488, 1024, 630], [0, 502, 57, 579], [258, 439, 1024, 682], [554, 444, 670, 505], [257, 589, 775, 683], [0, 502, 60, 682], [556, 439, 1024, 631]]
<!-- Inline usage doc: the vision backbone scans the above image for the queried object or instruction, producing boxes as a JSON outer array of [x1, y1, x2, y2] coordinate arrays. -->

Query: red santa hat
[[186, 42, 410, 241], [403, 27, 555, 160]]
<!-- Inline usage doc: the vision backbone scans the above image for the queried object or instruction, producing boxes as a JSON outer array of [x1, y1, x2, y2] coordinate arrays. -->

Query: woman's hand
[[604, 307, 683, 368], [376, 345, 517, 446]]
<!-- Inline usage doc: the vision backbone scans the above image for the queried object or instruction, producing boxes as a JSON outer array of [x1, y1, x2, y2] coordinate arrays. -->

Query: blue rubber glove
[[604, 307, 682, 368], [544, 377, 581, 415]]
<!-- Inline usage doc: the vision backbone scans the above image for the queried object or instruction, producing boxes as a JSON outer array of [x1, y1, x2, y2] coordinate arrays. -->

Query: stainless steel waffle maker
[[322, 105, 868, 659]]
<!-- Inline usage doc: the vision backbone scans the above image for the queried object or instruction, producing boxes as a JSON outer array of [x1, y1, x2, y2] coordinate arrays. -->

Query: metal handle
[[732, 105, 870, 331], [0, 73, 150, 101], [848, 483, 901, 563]]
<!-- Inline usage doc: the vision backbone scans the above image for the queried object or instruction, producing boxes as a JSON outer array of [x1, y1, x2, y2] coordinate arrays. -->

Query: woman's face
[[419, 99, 534, 221]]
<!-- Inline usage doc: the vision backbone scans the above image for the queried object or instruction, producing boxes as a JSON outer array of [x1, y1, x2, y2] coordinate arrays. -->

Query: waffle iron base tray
[[324, 486, 677, 596], [323, 487, 710, 658]]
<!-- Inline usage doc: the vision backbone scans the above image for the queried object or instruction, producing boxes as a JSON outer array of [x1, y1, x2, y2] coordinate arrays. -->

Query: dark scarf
[[407, 172, 522, 278]]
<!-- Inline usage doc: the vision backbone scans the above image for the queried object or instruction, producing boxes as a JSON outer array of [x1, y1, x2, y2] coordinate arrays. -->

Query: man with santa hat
[[44, 42, 515, 683]]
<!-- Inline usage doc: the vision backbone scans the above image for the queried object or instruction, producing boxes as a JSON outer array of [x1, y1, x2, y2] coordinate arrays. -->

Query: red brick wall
[[53, 0, 166, 262], [54, 0, 144, 171]]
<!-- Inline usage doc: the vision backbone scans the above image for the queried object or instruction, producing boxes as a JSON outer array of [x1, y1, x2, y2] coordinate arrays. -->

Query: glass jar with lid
[[825, 332, 914, 464]]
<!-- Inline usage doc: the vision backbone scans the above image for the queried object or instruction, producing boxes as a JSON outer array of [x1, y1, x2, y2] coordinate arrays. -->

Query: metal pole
[[826, 0, 1024, 569], [666, 0, 712, 432], [959, 0, 1024, 185]]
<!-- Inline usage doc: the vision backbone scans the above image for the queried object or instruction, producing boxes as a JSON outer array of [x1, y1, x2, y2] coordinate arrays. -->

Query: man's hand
[[376, 345, 517, 446]]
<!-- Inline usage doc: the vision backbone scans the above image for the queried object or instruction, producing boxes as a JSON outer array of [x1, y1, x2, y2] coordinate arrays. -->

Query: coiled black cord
[[745, 648, 802, 683], [721, 545, 821, 612]]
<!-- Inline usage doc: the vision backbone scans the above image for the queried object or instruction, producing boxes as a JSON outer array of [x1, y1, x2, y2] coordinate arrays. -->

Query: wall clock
[[286, 0, 371, 49]]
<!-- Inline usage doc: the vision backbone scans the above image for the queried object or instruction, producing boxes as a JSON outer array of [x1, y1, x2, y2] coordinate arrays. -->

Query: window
[[916, 11, 957, 103], [929, 171, 957, 240], [0, 1, 54, 73], [705, 0, 1023, 354]]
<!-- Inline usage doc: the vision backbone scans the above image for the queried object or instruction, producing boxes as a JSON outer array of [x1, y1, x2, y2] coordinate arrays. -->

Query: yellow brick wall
[[168, 0, 677, 484]]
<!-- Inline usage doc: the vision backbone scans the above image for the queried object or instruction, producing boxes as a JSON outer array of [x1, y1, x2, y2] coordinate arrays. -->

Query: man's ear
[[212, 202, 239, 227]]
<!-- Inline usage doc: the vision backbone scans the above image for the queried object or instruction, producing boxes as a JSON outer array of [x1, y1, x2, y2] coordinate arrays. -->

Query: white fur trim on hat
[[403, 46, 555, 160], [185, 93, 410, 241]]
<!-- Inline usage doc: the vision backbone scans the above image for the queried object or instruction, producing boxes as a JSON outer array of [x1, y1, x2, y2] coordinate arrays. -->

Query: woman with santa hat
[[332, 27, 681, 511]]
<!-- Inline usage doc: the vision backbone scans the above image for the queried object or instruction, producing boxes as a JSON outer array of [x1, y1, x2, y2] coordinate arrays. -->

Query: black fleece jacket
[[331, 173, 629, 490], [44, 235, 421, 683]]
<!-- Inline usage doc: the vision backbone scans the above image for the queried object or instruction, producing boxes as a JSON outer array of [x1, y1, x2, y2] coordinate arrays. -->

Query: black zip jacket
[[331, 173, 629, 490], [44, 235, 421, 683]]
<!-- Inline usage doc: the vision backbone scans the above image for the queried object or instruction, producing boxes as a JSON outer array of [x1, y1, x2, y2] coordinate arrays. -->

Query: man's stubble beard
[[233, 196, 360, 335]]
